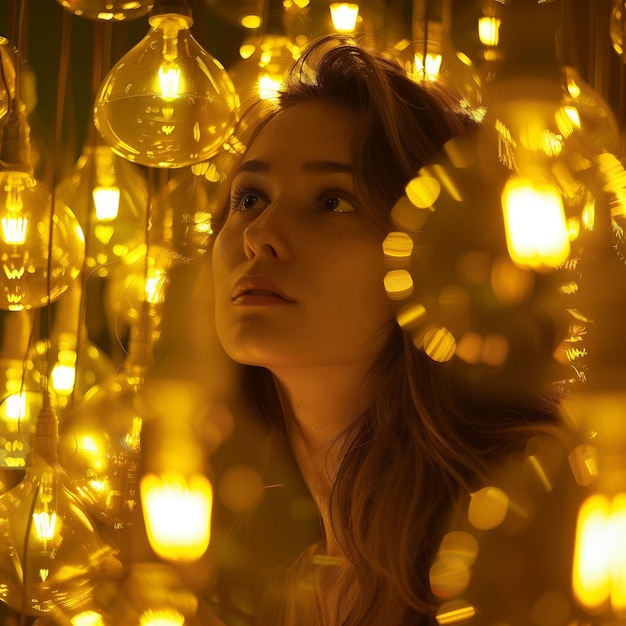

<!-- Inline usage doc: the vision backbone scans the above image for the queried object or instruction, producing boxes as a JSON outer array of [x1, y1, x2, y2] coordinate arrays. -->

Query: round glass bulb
[[0, 459, 122, 618], [93, 11, 239, 168], [57, 369, 144, 528], [0, 171, 85, 311], [56, 0, 154, 21], [56, 137, 148, 278]]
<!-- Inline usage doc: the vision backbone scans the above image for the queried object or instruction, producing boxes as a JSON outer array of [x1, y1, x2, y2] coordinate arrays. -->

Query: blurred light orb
[[55, 0, 154, 21]]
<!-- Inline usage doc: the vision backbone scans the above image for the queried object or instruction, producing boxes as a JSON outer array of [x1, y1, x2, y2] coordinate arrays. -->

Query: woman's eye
[[230, 190, 266, 212], [322, 195, 356, 213]]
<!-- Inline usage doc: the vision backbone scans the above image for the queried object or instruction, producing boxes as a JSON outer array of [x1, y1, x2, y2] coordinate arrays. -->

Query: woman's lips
[[231, 277, 294, 303]]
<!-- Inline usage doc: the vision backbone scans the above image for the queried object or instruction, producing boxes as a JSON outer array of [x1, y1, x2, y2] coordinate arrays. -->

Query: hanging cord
[[43, 8, 72, 394]]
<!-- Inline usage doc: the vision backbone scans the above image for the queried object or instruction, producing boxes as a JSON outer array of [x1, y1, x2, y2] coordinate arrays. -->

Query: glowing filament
[[140, 609, 185, 626], [478, 16, 500, 46], [573, 494, 626, 613], [93, 186, 120, 221], [330, 3, 360, 33], [414, 53, 443, 81], [1, 215, 28, 245], [141, 472, 213, 562], [32, 511, 58, 541], [502, 177, 570, 270], [158, 62, 182, 100]]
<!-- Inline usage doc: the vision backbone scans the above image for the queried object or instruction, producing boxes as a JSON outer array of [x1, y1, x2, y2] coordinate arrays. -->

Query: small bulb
[[329, 3, 360, 33], [501, 177, 570, 270]]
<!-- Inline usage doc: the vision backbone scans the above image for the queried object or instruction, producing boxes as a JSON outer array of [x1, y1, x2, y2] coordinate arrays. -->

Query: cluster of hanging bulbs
[[1, 0, 626, 624]]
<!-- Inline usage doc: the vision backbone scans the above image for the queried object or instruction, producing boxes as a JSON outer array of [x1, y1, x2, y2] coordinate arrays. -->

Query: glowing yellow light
[[1, 215, 28, 245], [405, 175, 441, 208], [258, 74, 283, 101], [240, 14, 262, 29], [478, 16, 500, 46], [384, 269, 414, 300], [50, 362, 76, 397], [71, 610, 105, 626], [330, 3, 359, 33], [573, 493, 626, 614], [414, 53, 443, 81], [32, 511, 58, 541], [140, 609, 185, 626], [93, 186, 120, 221], [4, 391, 26, 421], [436, 599, 478, 625], [382, 231, 413, 260], [158, 62, 182, 100], [141, 472, 213, 562], [468, 486, 509, 530], [502, 177, 570, 270]]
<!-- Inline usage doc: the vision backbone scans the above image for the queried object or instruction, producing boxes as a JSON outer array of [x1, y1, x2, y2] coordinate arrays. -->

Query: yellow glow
[[141, 472, 213, 562], [50, 362, 76, 396], [414, 53, 443, 81], [384, 269, 414, 300], [468, 486, 509, 530], [422, 326, 456, 363], [502, 177, 570, 270], [71, 611, 105, 626], [145, 267, 167, 304], [93, 186, 120, 221], [32, 511, 58, 541], [382, 231, 413, 260], [4, 391, 26, 420], [240, 14, 262, 29], [140, 609, 185, 626], [258, 74, 283, 101], [478, 16, 500, 46], [436, 599, 478, 624], [330, 3, 360, 33], [405, 176, 441, 208], [158, 62, 182, 100], [1, 215, 28, 245], [572, 491, 626, 614]]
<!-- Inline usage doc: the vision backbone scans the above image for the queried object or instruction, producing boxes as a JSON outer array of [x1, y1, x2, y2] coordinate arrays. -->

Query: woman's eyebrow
[[302, 160, 353, 174], [234, 158, 269, 176]]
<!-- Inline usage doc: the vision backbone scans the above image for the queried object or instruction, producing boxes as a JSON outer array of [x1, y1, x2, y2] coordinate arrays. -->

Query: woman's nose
[[242, 204, 290, 261]]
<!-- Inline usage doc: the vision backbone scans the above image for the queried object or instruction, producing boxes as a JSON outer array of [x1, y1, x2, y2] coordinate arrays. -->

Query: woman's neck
[[273, 364, 368, 556]]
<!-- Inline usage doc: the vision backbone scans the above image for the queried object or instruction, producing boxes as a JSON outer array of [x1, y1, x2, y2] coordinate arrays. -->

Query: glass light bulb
[[55, 0, 154, 21], [0, 459, 122, 617], [24, 331, 116, 415], [228, 34, 300, 104], [55, 137, 148, 278], [329, 3, 360, 33], [57, 369, 144, 529], [0, 38, 16, 122], [93, 9, 239, 168], [501, 176, 570, 270], [0, 171, 85, 310], [140, 471, 212, 562]]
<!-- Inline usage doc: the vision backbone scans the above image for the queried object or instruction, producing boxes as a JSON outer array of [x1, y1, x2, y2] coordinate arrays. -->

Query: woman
[[207, 35, 563, 626]]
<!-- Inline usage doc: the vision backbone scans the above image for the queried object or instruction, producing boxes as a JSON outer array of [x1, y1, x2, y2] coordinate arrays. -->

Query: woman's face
[[212, 101, 395, 374]]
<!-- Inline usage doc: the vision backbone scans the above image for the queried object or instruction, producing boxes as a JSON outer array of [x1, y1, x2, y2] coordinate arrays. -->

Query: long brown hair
[[212, 35, 562, 625]]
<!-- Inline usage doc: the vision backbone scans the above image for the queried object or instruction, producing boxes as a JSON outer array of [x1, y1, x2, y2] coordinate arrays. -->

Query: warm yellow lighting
[[240, 14, 262, 29], [92, 186, 120, 221], [94, 9, 238, 168], [5, 391, 26, 421], [329, 3, 360, 33], [501, 177, 570, 270], [569, 488, 626, 615], [140, 609, 185, 626], [478, 16, 500, 47], [157, 62, 182, 101], [414, 52, 443, 81], [255, 74, 281, 101], [141, 472, 213, 562], [71, 611, 105, 626], [384, 269, 414, 300], [32, 511, 58, 541], [50, 362, 77, 397]]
